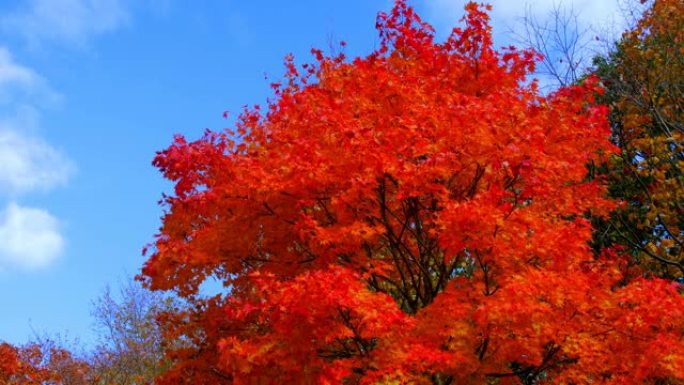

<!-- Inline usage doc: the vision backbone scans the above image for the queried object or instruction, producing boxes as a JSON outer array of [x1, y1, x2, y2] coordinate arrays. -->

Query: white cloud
[[0, 47, 38, 87], [0, 47, 60, 107], [0, 47, 73, 195], [0, 202, 64, 270], [0, 127, 75, 195], [0, 39, 74, 274], [1, 0, 130, 47]]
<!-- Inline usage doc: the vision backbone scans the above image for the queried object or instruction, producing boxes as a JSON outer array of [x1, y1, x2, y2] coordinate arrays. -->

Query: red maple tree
[[0, 343, 21, 383], [0, 342, 88, 385], [142, 2, 684, 384]]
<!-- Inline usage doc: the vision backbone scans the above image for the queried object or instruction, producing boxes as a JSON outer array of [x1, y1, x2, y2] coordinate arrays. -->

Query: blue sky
[[0, 0, 624, 346]]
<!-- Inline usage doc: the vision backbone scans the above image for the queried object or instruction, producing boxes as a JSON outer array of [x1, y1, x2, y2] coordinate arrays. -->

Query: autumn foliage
[[594, 0, 684, 279], [142, 2, 684, 384], [0, 342, 89, 385]]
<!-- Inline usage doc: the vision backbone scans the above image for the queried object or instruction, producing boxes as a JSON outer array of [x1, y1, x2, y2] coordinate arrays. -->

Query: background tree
[[0, 340, 89, 385], [142, 1, 684, 384], [514, 2, 596, 89], [1, 342, 25, 383], [3, 276, 177, 385], [592, 0, 683, 279], [88, 276, 176, 385]]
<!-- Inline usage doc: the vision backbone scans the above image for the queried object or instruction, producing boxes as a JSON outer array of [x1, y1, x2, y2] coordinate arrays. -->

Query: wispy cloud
[[0, 127, 74, 195], [1, 0, 130, 47], [0, 47, 38, 86], [0, 47, 73, 271], [0, 47, 60, 106], [0, 48, 72, 195], [0, 202, 64, 271]]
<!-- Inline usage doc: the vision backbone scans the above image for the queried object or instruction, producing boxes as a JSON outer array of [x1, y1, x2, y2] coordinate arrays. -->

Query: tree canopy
[[140, 1, 684, 384]]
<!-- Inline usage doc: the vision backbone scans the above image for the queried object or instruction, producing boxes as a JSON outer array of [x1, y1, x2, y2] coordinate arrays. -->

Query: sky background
[[0, 0, 626, 346]]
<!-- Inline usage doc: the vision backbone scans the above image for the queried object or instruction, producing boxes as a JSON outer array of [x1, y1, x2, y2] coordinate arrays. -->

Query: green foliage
[[592, 0, 684, 279]]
